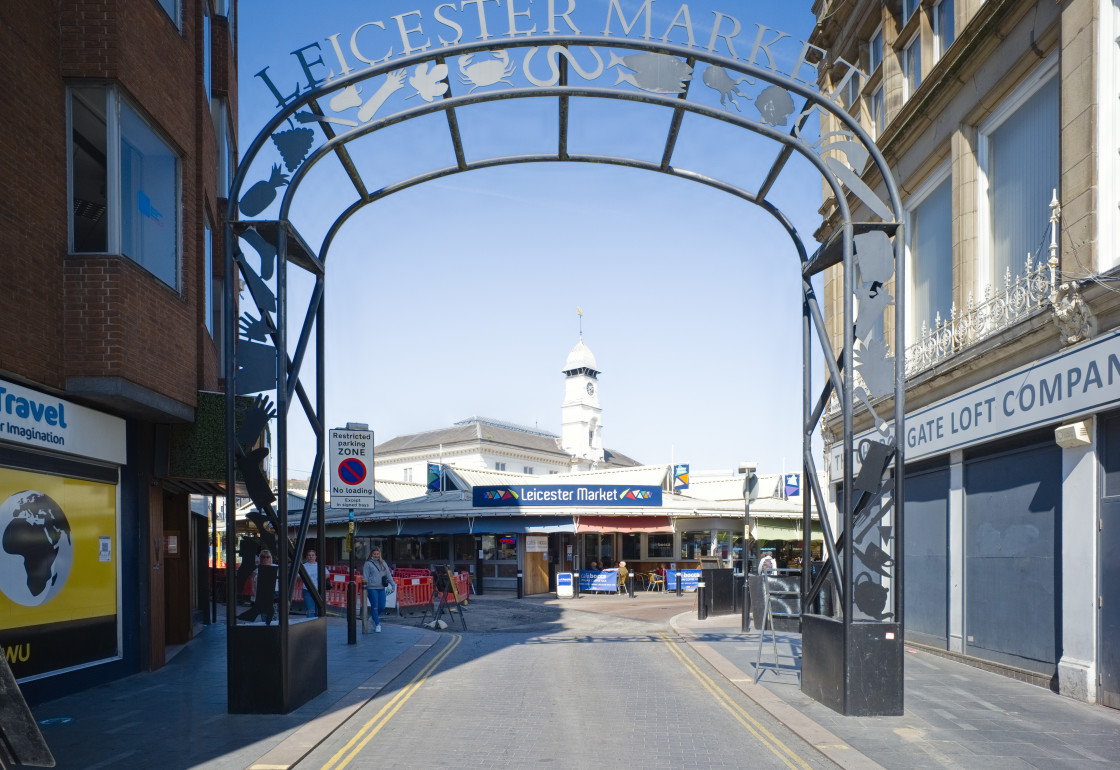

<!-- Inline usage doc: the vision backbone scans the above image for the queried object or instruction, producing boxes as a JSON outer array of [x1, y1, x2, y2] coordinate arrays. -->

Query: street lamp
[[738, 462, 758, 632]]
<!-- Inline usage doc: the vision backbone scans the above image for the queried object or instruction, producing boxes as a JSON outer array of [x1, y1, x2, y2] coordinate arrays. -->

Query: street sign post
[[331, 424, 374, 644]]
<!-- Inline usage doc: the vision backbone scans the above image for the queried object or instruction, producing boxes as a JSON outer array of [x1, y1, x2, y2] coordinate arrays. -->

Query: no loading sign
[[337, 458, 366, 485], [329, 428, 375, 509]]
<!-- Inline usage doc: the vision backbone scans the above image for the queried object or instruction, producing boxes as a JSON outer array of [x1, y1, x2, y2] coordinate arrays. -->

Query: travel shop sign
[[474, 484, 663, 507]]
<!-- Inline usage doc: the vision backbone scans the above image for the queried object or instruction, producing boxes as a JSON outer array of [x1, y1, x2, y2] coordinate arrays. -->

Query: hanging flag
[[784, 473, 801, 497], [427, 463, 441, 492], [673, 463, 689, 491]]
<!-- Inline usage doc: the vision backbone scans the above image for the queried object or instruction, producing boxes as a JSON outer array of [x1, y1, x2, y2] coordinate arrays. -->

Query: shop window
[[843, 72, 861, 110], [868, 27, 883, 73], [495, 534, 517, 560], [902, 35, 921, 99], [204, 217, 214, 336], [69, 86, 181, 290], [70, 87, 108, 253], [933, 0, 955, 61], [680, 531, 712, 560], [979, 58, 1059, 285], [156, 0, 179, 27], [203, 6, 212, 107], [647, 534, 673, 558], [621, 533, 640, 561], [211, 98, 234, 198], [870, 85, 885, 138], [453, 534, 476, 562], [906, 168, 953, 343]]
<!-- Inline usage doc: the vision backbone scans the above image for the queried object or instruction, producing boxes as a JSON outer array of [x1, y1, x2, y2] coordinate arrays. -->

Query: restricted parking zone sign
[[329, 427, 375, 509]]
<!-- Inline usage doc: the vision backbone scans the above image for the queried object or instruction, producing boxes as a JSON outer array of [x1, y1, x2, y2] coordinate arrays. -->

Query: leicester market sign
[[252, 0, 861, 113], [474, 484, 663, 507]]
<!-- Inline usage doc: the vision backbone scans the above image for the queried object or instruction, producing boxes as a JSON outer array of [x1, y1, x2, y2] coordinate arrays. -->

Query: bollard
[[517, 571, 523, 599], [346, 580, 357, 644], [676, 572, 682, 596], [627, 572, 634, 598], [741, 577, 751, 632], [574, 568, 580, 598], [697, 581, 708, 620]]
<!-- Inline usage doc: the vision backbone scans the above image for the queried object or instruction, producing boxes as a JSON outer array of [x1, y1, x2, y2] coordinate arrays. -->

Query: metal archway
[[224, 33, 905, 717]]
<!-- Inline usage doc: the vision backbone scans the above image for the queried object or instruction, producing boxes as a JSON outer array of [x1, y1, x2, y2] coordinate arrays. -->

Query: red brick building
[[0, 0, 236, 702]]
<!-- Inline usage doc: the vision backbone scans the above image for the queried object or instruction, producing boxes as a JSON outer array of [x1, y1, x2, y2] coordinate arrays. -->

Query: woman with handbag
[[362, 548, 395, 632]]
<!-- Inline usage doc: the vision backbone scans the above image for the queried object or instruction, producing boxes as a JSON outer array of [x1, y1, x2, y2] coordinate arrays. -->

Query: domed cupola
[[563, 339, 599, 377]]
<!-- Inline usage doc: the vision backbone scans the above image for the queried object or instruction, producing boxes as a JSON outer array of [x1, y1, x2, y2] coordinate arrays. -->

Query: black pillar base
[[228, 618, 327, 713], [801, 614, 903, 716]]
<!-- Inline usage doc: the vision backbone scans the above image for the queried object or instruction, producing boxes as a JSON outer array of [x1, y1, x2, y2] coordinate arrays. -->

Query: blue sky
[[235, 0, 825, 480]]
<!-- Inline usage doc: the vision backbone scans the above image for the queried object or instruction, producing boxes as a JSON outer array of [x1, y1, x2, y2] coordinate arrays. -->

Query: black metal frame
[[223, 35, 905, 716]]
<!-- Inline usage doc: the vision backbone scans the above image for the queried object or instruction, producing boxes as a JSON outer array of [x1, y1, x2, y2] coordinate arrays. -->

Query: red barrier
[[395, 575, 434, 610], [325, 571, 363, 608], [392, 568, 432, 579], [438, 572, 472, 605]]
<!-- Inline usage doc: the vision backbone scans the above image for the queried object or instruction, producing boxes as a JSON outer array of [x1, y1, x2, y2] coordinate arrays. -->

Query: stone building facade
[[811, 0, 1120, 707]]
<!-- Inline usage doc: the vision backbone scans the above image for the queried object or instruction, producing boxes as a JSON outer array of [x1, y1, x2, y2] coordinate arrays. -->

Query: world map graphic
[[0, 491, 73, 607]]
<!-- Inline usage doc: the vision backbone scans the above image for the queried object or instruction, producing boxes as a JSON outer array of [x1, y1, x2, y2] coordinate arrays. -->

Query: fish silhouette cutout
[[608, 52, 691, 94], [408, 61, 449, 102]]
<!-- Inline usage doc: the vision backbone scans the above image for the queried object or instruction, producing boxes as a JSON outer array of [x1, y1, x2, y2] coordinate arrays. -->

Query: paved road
[[296, 596, 836, 769]]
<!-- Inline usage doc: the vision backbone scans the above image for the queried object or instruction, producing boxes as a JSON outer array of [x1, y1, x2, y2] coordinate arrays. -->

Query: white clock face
[[586, 382, 595, 396]]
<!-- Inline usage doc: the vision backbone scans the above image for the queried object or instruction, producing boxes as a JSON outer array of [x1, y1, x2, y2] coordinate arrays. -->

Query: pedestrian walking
[[301, 549, 319, 617], [362, 548, 395, 632]]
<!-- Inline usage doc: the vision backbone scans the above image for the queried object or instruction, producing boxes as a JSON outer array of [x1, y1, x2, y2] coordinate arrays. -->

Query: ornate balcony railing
[[903, 255, 1054, 378]]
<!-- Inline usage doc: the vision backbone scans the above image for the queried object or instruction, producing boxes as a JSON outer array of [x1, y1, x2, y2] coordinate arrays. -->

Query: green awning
[[751, 518, 823, 541]]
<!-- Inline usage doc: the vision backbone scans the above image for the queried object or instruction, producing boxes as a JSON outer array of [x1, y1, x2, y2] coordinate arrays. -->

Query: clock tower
[[561, 337, 605, 468]]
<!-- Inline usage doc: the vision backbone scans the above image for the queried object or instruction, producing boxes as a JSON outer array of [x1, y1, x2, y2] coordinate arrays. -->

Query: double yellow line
[[320, 635, 462, 770], [659, 634, 812, 770]]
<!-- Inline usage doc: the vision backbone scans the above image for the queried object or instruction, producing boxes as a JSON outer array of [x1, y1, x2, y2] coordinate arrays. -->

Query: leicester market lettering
[[253, 1, 842, 111]]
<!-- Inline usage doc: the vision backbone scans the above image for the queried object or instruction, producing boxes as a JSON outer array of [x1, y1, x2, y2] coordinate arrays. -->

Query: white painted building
[[371, 337, 639, 484]]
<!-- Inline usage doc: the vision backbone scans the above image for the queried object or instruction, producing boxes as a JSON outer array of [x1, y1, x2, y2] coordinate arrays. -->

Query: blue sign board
[[665, 569, 702, 591], [474, 485, 662, 507], [578, 569, 618, 592], [556, 571, 574, 598]]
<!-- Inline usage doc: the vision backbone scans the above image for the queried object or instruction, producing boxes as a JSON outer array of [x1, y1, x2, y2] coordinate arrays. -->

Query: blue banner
[[427, 463, 441, 492], [474, 484, 662, 507], [578, 569, 618, 592], [673, 463, 689, 490], [665, 569, 702, 591], [784, 473, 800, 497]]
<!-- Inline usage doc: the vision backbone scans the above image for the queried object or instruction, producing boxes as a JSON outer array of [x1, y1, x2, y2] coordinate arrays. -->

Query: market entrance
[[224, 20, 906, 717]]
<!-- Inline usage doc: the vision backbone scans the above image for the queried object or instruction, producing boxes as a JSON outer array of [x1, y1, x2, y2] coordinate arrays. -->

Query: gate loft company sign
[[474, 484, 662, 507], [830, 330, 1120, 478]]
